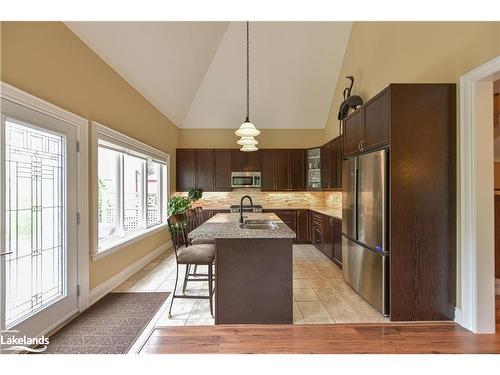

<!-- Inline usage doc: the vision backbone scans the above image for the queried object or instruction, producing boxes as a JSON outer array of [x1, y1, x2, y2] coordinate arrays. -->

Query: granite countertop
[[188, 213, 296, 240]]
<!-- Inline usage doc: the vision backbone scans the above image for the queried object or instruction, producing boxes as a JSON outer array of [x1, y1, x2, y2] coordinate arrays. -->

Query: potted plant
[[167, 196, 192, 216], [188, 186, 203, 203]]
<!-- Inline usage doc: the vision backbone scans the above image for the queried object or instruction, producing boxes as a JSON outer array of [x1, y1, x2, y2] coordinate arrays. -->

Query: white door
[[0, 98, 78, 351]]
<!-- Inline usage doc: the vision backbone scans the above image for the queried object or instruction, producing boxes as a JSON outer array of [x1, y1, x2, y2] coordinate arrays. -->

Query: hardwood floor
[[140, 296, 500, 354]]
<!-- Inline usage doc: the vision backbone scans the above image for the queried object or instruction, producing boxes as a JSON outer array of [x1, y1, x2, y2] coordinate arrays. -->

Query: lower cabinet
[[296, 209, 309, 243], [309, 211, 342, 266], [311, 211, 323, 250]]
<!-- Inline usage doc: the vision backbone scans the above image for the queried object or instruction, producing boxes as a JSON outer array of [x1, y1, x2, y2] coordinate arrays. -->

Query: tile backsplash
[[174, 189, 342, 209]]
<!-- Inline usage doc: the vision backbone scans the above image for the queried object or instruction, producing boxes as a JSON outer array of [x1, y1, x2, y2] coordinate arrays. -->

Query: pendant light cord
[[246, 21, 250, 122]]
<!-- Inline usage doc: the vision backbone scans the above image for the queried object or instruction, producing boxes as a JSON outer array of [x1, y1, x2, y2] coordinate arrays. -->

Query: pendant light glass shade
[[237, 136, 258, 146], [235, 121, 260, 137], [240, 144, 258, 152]]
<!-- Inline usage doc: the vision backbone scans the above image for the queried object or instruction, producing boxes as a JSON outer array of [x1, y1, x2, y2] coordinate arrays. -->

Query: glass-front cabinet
[[307, 147, 321, 190]]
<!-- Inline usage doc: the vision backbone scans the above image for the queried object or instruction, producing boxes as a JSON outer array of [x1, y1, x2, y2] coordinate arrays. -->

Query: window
[[93, 122, 169, 257]]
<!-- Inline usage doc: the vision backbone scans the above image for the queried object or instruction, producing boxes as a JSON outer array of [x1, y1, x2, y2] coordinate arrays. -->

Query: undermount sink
[[239, 220, 278, 230]]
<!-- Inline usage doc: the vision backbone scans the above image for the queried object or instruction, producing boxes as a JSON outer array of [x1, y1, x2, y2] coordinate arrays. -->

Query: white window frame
[[91, 121, 170, 261]]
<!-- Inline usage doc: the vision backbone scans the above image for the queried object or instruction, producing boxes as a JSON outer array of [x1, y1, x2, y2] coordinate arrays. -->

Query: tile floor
[[114, 244, 389, 326]]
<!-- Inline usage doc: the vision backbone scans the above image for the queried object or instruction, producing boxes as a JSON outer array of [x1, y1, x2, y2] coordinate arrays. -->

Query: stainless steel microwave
[[231, 172, 261, 188]]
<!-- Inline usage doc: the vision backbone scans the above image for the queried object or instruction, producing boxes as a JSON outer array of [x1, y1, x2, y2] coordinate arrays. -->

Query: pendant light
[[235, 21, 260, 149], [237, 136, 258, 146]]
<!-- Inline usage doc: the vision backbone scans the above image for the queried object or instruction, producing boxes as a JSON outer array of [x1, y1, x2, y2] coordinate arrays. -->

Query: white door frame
[[0, 82, 90, 317], [459, 56, 500, 333]]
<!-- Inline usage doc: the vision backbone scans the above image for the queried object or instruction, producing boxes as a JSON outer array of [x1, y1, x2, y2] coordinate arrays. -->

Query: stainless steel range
[[230, 204, 262, 213]]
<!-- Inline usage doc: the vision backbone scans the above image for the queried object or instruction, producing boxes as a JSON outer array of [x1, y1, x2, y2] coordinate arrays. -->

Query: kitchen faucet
[[239, 195, 254, 224]]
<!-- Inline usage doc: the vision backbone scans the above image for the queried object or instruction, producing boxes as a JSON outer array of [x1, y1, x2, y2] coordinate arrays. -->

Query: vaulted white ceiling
[[66, 21, 352, 129]]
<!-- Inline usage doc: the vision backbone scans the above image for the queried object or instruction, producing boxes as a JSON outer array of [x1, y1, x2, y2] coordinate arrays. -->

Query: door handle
[[0, 251, 13, 256]]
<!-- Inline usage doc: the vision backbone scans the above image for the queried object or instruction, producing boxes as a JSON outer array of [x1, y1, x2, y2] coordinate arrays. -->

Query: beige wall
[[179, 128, 325, 148], [1, 21, 179, 289], [325, 21, 500, 141]]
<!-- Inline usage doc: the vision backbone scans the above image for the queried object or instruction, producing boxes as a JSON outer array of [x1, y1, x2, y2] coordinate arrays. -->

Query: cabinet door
[[196, 150, 215, 191], [176, 149, 196, 191], [232, 150, 245, 172], [289, 149, 306, 190], [364, 88, 390, 151], [245, 150, 262, 172], [214, 149, 232, 191], [321, 141, 332, 189], [321, 215, 334, 259], [331, 136, 343, 189], [332, 218, 342, 266], [311, 212, 323, 251], [260, 149, 275, 190], [343, 109, 364, 157], [275, 150, 290, 190], [296, 209, 309, 243]]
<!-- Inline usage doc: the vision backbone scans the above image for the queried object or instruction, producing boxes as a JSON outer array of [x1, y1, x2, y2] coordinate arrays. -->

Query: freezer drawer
[[342, 236, 388, 315]]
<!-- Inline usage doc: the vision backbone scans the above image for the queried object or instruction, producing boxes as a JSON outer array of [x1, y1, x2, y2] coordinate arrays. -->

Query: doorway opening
[[459, 56, 500, 333]]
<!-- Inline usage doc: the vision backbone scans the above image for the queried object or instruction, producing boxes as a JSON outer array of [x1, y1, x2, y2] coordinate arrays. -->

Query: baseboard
[[88, 240, 172, 306], [496, 278, 500, 295]]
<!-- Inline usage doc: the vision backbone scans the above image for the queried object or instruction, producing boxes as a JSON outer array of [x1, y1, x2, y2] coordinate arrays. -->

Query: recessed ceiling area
[[65, 21, 352, 129]]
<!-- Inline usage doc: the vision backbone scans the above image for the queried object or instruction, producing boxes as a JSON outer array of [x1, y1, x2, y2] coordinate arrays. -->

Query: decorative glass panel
[[147, 160, 161, 226], [4, 120, 65, 327]]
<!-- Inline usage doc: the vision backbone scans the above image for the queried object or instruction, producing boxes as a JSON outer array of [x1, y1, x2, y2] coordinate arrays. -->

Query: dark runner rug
[[44, 292, 169, 354]]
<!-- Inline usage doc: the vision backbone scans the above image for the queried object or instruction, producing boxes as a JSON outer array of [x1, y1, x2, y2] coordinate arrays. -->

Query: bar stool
[[190, 207, 215, 246], [167, 213, 215, 318], [195, 206, 204, 226]]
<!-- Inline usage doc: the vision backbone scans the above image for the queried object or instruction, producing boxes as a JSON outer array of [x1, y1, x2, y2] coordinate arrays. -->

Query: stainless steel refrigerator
[[342, 149, 389, 316]]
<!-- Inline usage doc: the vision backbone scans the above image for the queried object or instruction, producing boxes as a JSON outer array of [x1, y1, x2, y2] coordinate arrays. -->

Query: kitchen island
[[189, 213, 295, 324]]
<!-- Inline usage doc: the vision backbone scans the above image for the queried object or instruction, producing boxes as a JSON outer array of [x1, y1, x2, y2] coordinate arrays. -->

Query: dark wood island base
[[215, 238, 293, 324]]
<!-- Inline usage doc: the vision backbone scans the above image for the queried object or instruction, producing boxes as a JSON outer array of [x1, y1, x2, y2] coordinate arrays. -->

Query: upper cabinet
[[196, 149, 215, 190], [343, 87, 390, 157], [214, 149, 232, 191], [330, 136, 343, 189], [260, 149, 275, 191], [260, 149, 306, 191], [232, 149, 261, 172], [343, 109, 364, 157], [320, 135, 343, 190], [176, 149, 232, 192], [320, 141, 332, 190], [176, 149, 196, 191], [176, 143, 336, 192], [289, 149, 306, 190]]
